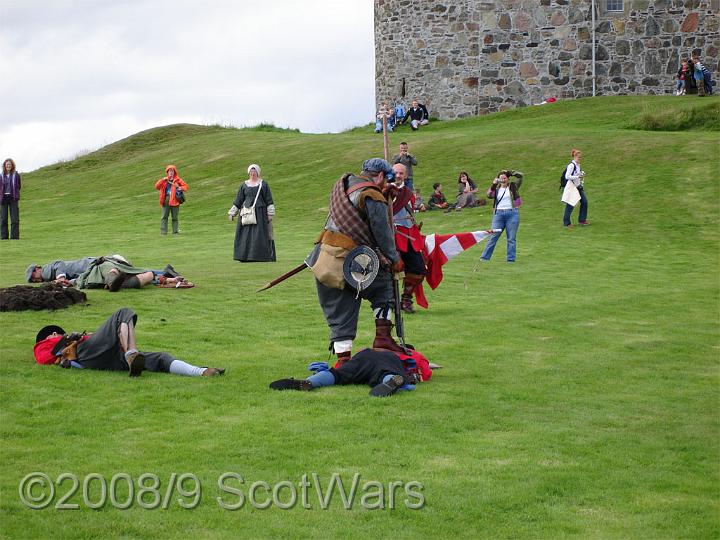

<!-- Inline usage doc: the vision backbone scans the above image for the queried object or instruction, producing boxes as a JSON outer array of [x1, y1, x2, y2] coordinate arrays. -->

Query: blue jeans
[[481, 208, 519, 262], [563, 188, 588, 226], [374, 118, 395, 132]]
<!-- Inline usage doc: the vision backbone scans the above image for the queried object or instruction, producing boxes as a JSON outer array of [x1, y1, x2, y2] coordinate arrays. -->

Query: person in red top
[[154, 165, 188, 235], [34, 308, 224, 377], [391, 163, 427, 313]]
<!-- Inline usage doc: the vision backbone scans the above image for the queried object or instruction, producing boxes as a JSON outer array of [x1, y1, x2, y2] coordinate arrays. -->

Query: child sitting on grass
[[413, 189, 426, 212], [428, 183, 449, 210]]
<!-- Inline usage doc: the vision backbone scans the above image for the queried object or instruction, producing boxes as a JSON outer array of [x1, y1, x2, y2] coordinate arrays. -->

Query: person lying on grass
[[270, 347, 432, 397], [26, 255, 193, 291], [34, 308, 224, 377]]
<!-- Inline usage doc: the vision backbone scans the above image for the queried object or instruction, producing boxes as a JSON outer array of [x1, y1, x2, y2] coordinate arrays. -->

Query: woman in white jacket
[[562, 149, 589, 228]]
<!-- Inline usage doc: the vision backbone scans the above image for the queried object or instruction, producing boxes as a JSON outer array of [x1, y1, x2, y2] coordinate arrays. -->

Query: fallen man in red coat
[[270, 347, 432, 397], [34, 308, 224, 378]]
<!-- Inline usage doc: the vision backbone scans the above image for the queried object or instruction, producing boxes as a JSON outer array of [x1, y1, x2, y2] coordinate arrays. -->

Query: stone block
[[463, 77, 479, 88], [645, 16, 661, 36], [482, 11, 498, 28], [498, 13, 511, 30], [579, 43, 592, 59], [513, 12, 533, 32], [645, 51, 662, 74], [520, 61, 539, 77], [505, 81, 525, 97], [680, 12, 699, 32], [663, 18, 679, 33], [563, 38, 578, 50], [613, 19, 626, 34], [550, 11, 566, 25], [568, 7, 584, 24], [577, 27, 590, 41], [596, 21, 612, 33], [615, 39, 630, 55]]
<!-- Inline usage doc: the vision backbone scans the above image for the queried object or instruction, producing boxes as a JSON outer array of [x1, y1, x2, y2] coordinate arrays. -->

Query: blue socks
[[307, 370, 335, 388]]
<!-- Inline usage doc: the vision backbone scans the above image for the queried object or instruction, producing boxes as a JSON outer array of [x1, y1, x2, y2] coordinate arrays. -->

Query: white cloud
[[0, 0, 376, 171]]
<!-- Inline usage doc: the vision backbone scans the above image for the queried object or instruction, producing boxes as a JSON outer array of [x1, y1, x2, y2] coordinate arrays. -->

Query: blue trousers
[[481, 208, 519, 262], [563, 188, 588, 226]]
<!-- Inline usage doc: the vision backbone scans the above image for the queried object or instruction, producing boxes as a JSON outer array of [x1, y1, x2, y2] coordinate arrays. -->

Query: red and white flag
[[423, 230, 497, 289]]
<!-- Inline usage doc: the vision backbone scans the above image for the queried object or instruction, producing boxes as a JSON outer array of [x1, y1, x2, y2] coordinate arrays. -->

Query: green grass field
[[1, 96, 718, 539]]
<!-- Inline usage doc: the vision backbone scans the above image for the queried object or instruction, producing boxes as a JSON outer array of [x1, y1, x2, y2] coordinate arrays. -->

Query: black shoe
[[127, 352, 145, 377], [269, 378, 313, 391], [162, 264, 180, 278], [369, 374, 405, 397]]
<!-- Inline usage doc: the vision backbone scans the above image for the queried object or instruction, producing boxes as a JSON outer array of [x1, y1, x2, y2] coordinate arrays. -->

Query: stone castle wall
[[374, 0, 719, 119]]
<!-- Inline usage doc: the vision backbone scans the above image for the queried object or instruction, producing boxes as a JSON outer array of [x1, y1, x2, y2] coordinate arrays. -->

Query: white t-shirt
[[496, 186, 513, 210]]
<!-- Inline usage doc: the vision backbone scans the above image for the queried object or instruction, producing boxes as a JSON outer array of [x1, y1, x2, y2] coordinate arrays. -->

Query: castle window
[[605, 0, 623, 11]]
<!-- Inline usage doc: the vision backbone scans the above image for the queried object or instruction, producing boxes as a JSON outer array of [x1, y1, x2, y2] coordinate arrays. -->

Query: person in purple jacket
[[1, 158, 21, 240]]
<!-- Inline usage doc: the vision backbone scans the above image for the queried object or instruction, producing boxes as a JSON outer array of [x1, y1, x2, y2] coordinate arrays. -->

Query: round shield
[[343, 245, 380, 292]]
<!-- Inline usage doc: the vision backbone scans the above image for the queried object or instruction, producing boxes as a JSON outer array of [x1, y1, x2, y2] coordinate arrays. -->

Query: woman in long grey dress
[[228, 164, 276, 262]]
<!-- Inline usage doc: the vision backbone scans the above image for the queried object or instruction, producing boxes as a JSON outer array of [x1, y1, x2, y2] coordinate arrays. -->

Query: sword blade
[[256, 263, 308, 292]]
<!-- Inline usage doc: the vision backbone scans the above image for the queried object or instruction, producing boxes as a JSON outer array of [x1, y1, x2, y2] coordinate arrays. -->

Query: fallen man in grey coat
[[26, 255, 193, 291]]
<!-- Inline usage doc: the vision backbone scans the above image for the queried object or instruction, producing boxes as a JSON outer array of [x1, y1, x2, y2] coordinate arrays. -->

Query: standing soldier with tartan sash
[[310, 158, 405, 366]]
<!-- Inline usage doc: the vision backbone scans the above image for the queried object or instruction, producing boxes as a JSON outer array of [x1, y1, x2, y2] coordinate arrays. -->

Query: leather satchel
[[240, 181, 263, 226]]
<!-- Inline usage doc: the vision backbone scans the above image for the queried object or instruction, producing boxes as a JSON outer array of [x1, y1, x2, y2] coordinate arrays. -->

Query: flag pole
[[382, 114, 389, 161]]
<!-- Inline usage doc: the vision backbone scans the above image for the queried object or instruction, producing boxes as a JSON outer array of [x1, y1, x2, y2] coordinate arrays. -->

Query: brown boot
[[372, 319, 405, 353], [401, 273, 425, 313], [335, 351, 351, 367]]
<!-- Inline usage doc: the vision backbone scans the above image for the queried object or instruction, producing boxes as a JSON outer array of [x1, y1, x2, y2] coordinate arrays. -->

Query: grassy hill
[[1, 96, 718, 538]]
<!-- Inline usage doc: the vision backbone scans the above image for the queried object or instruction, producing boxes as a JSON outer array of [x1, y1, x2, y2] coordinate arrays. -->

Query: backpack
[[560, 162, 577, 190]]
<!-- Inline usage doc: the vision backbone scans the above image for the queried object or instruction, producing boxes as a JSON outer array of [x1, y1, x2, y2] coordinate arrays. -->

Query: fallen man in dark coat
[[26, 255, 193, 291], [270, 347, 432, 397], [34, 307, 224, 378]]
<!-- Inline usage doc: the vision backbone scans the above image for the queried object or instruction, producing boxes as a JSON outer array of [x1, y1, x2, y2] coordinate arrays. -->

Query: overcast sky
[[0, 0, 376, 172]]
